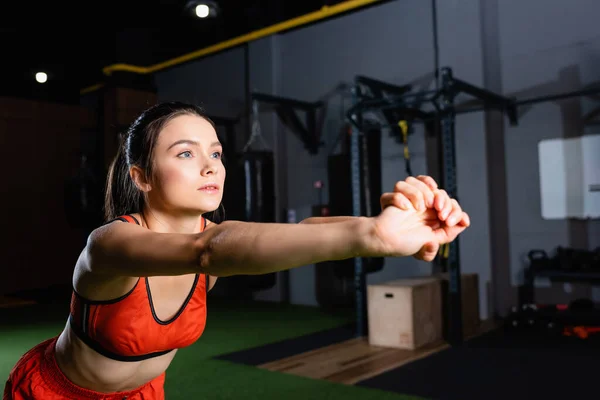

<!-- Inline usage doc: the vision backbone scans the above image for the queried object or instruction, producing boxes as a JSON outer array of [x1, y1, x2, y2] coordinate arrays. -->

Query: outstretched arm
[[85, 217, 371, 278], [85, 175, 469, 279], [198, 218, 370, 277]]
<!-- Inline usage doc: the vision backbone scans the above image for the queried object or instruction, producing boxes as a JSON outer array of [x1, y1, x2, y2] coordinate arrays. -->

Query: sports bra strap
[[105, 214, 141, 226]]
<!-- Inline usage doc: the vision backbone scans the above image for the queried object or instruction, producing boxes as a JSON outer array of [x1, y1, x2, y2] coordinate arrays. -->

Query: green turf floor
[[0, 298, 424, 400]]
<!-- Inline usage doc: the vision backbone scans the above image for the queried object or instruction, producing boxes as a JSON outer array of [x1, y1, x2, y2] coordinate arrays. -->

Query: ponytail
[[104, 138, 143, 222]]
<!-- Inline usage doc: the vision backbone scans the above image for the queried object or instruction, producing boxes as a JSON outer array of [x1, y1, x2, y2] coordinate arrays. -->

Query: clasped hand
[[368, 175, 470, 262]]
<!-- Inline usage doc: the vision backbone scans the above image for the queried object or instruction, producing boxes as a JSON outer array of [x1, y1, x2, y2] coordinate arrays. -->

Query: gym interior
[[2, 0, 600, 399]]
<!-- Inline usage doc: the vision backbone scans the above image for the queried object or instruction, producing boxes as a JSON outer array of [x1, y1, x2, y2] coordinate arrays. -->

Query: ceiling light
[[185, 1, 219, 19], [196, 4, 209, 18], [35, 72, 47, 83]]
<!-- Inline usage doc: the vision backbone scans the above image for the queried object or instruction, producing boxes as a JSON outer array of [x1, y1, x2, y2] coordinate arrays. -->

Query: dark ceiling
[[0, 0, 374, 104]]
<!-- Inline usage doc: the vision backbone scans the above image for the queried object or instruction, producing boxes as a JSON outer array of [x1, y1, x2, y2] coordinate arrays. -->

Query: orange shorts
[[3, 337, 165, 400]]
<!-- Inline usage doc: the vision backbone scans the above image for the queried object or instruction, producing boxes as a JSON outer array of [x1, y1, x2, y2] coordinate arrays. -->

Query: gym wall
[[0, 98, 95, 295], [496, 0, 600, 303], [151, 0, 600, 319]]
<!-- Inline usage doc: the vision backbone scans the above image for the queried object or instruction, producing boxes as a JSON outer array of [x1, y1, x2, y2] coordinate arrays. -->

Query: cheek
[[154, 162, 198, 190]]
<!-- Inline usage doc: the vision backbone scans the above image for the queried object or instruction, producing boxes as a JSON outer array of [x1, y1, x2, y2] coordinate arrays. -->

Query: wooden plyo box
[[437, 273, 481, 338], [367, 277, 443, 350]]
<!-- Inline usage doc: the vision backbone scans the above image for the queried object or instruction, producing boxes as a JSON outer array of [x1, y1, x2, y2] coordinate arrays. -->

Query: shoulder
[[74, 214, 143, 300], [203, 217, 218, 231]]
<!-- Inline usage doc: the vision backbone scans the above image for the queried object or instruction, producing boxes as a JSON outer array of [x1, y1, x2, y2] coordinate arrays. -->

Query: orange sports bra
[[68, 214, 208, 362]]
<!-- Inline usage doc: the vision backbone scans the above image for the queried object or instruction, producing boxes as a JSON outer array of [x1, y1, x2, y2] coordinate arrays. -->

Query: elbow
[[195, 234, 213, 275], [195, 224, 224, 277], [195, 221, 240, 277]]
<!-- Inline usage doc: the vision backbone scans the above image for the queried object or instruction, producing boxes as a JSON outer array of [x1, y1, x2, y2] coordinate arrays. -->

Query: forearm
[[299, 216, 358, 224], [198, 218, 370, 277]]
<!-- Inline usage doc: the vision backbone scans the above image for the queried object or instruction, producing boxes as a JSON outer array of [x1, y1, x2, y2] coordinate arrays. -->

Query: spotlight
[[35, 72, 47, 83], [185, 1, 219, 19], [196, 4, 209, 18]]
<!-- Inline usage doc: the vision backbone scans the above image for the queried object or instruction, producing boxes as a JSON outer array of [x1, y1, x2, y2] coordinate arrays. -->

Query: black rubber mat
[[214, 323, 356, 366], [357, 328, 600, 400]]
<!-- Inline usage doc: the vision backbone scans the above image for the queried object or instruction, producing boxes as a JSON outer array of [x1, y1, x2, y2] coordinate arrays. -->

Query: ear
[[130, 166, 152, 192]]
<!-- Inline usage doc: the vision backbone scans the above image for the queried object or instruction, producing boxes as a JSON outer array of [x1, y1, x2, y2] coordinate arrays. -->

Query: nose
[[200, 157, 219, 176]]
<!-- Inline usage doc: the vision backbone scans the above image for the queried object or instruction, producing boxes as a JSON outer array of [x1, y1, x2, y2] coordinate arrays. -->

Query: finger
[[380, 192, 412, 210], [405, 176, 435, 208], [414, 242, 440, 262], [438, 191, 453, 221], [433, 189, 447, 212], [421, 208, 440, 221], [458, 212, 471, 227], [446, 225, 467, 242], [445, 199, 463, 227], [393, 181, 426, 211], [416, 175, 438, 191], [433, 224, 467, 244], [382, 193, 412, 210]]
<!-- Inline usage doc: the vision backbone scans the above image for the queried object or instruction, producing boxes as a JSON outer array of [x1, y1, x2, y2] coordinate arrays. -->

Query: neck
[[140, 207, 205, 234]]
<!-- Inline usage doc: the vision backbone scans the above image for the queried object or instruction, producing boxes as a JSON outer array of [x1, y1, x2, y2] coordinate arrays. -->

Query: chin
[[196, 202, 221, 214]]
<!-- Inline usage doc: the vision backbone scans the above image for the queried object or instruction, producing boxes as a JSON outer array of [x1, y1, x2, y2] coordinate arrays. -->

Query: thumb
[[414, 242, 440, 262], [442, 225, 468, 244]]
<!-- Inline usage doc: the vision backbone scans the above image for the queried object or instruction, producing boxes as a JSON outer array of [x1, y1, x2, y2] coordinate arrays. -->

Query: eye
[[211, 151, 223, 159], [178, 151, 193, 158]]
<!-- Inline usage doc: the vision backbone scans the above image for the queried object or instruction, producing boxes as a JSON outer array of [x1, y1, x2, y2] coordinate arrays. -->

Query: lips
[[198, 183, 220, 191]]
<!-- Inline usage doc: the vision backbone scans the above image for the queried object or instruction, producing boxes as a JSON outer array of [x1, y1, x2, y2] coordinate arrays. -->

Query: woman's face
[[148, 114, 225, 215]]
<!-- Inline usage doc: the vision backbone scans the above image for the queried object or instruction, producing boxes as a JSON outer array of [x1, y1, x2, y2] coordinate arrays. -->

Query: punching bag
[[222, 150, 277, 292], [240, 151, 276, 223], [223, 151, 276, 223]]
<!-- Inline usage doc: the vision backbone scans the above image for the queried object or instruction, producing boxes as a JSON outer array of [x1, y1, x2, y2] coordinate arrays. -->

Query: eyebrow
[[167, 140, 222, 150]]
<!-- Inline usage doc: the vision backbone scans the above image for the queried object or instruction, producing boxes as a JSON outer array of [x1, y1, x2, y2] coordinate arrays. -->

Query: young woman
[[3, 101, 469, 399]]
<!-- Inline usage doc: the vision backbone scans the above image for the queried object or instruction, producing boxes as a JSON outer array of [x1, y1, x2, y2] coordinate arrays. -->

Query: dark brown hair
[[104, 101, 223, 222]]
